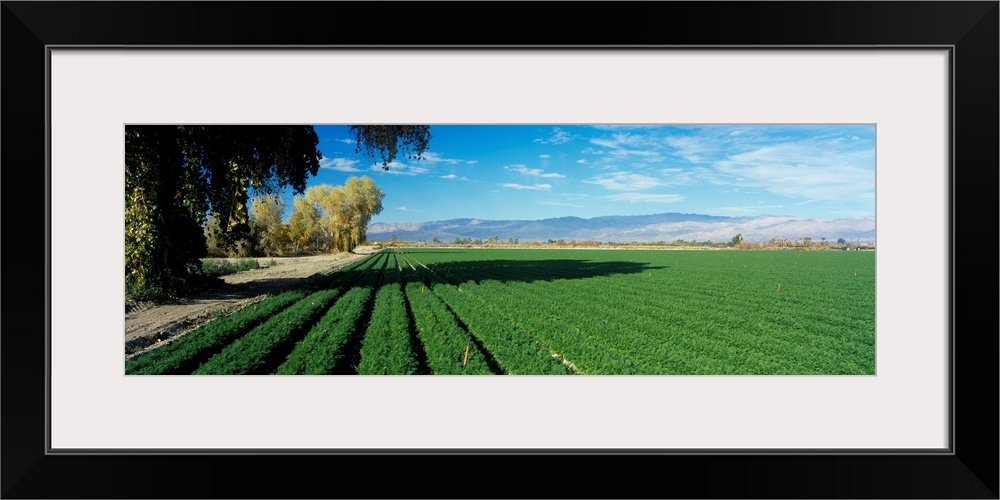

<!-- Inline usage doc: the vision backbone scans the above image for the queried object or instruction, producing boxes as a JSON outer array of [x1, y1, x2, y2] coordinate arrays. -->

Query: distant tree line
[[403, 234, 873, 251]]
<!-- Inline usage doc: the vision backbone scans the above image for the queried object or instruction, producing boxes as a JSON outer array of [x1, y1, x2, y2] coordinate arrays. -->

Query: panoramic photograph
[[124, 124, 875, 375]]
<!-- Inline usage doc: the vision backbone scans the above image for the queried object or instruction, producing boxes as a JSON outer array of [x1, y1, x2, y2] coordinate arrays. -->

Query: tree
[[125, 125, 429, 298], [287, 196, 323, 254], [349, 125, 432, 169], [126, 125, 320, 296], [303, 184, 347, 249], [249, 194, 288, 256], [730, 233, 743, 247], [301, 176, 385, 253], [205, 212, 255, 258], [341, 176, 385, 251]]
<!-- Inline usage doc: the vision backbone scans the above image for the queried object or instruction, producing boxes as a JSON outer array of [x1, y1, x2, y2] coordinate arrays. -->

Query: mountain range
[[367, 213, 876, 244]]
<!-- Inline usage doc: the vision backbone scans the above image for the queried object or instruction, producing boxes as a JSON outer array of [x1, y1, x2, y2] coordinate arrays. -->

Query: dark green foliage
[[125, 125, 322, 299], [406, 248, 875, 375], [276, 253, 387, 375], [200, 258, 260, 278], [356, 282, 417, 375], [276, 286, 372, 375], [430, 283, 570, 375], [128, 248, 873, 376], [192, 288, 341, 375], [348, 125, 432, 169], [125, 290, 308, 375], [398, 254, 491, 375], [126, 125, 431, 300], [357, 254, 418, 375]]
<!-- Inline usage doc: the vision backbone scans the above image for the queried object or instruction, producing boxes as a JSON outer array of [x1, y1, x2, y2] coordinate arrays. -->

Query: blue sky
[[275, 124, 875, 223]]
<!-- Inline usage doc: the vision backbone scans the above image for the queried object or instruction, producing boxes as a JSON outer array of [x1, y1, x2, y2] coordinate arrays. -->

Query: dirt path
[[124, 247, 377, 359]]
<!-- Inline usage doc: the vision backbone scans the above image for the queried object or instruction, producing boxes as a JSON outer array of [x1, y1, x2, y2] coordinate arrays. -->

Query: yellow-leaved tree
[[292, 176, 384, 253], [249, 194, 289, 256]]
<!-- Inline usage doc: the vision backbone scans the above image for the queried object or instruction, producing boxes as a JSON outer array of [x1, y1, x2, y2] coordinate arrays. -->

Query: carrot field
[[126, 247, 875, 375]]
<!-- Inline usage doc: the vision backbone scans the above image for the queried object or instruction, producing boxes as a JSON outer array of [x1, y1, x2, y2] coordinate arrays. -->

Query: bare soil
[[124, 247, 377, 360]]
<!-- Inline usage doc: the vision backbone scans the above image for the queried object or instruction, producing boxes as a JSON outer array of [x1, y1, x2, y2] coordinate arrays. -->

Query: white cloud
[[418, 151, 465, 165], [716, 143, 874, 201], [465, 160, 478, 165], [604, 193, 685, 203], [584, 172, 662, 191], [501, 183, 551, 191], [576, 159, 587, 164], [583, 134, 666, 169], [504, 164, 565, 179], [562, 192, 592, 201], [371, 161, 427, 176], [665, 136, 711, 164], [538, 201, 583, 208], [713, 204, 787, 214], [657, 167, 704, 186], [440, 174, 457, 179], [320, 157, 361, 172], [589, 125, 660, 131], [539, 154, 551, 159], [533, 127, 572, 145], [659, 128, 875, 208], [589, 138, 618, 149], [396, 206, 413, 211], [590, 132, 660, 150], [335, 138, 355, 144]]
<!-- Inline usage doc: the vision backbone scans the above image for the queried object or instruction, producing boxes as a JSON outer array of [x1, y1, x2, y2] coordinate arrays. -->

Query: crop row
[[397, 254, 493, 375], [404, 254, 569, 375], [355, 252, 419, 374], [125, 289, 309, 375], [129, 248, 874, 375], [276, 253, 388, 375], [127, 251, 387, 375], [193, 251, 391, 374], [396, 248, 874, 375]]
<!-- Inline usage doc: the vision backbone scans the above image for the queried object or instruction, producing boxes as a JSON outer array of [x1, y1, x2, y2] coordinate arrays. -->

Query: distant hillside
[[367, 213, 875, 244]]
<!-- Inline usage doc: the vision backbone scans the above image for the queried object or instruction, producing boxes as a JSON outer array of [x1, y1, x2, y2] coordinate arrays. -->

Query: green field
[[127, 247, 875, 375]]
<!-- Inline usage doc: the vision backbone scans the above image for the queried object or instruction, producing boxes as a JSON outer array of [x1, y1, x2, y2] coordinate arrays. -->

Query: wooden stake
[[462, 344, 470, 368], [777, 283, 781, 292]]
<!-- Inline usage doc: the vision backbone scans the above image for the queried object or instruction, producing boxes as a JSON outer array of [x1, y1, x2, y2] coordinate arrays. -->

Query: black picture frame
[[3, 2, 997, 498]]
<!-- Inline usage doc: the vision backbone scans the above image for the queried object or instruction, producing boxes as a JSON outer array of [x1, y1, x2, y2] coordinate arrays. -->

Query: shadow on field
[[419, 259, 665, 286], [218, 268, 370, 297], [138, 270, 367, 309]]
